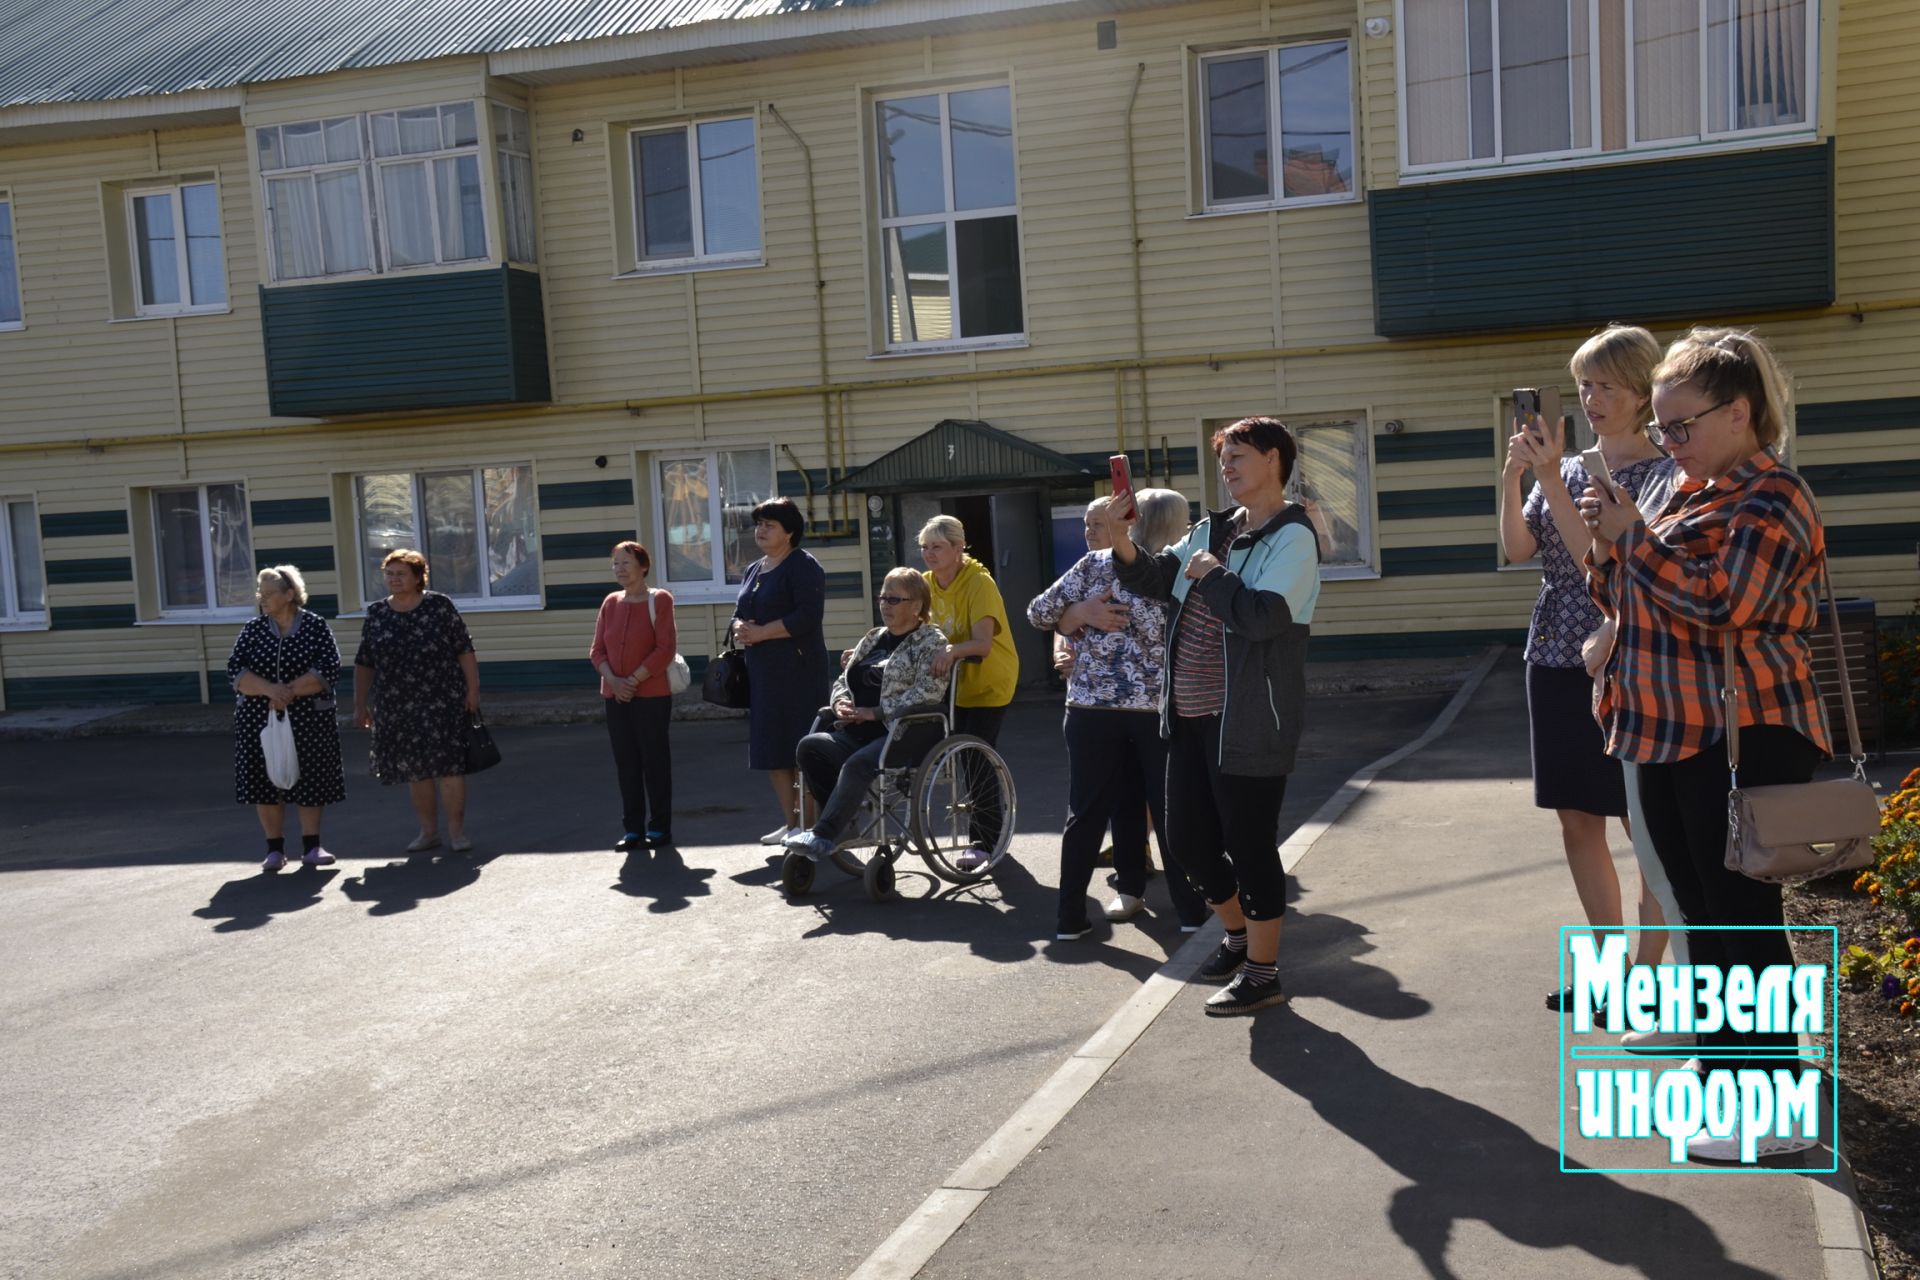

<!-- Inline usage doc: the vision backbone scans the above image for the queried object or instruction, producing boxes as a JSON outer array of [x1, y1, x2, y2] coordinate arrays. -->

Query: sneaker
[[954, 846, 992, 873], [1621, 1028, 1695, 1054], [760, 825, 792, 846], [1103, 893, 1144, 922], [615, 833, 642, 852], [1204, 972, 1289, 1017], [261, 850, 286, 873], [1686, 1123, 1818, 1163], [300, 847, 336, 867], [1055, 922, 1094, 941], [1195, 941, 1245, 983]]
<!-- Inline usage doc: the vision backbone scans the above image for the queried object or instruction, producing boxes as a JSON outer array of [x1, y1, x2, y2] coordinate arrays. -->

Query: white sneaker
[[1686, 1123, 1818, 1163], [1103, 893, 1144, 922], [1621, 1028, 1695, 1053], [760, 825, 791, 846], [954, 846, 992, 873]]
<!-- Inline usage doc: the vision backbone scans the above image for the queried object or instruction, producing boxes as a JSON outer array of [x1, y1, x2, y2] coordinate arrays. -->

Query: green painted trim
[[1378, 486, 1495, 521], [252, 497, 332, 526], [544, 583, 610, 610], [538, 479, 633, 511], [50, 603, 137, 630], [1381, 544, 1496, 576], [480, 655, 713, 693], [255, 545, 336, 572], [824, 571, 864, 598], [1064, 446, 1203, 476], [1800, 459, 1920, 497], [537, 531, 634, 561], [1828, 522, 1920, 559], [307, 594, 340, 617], [1308, 628, 1526, 660], [3, 671, 202, 709], [41, 510, 128, 539], [43, 556, 131, 585], [1798, 396, 1920, 436], [1375, 429, 1491, 465]]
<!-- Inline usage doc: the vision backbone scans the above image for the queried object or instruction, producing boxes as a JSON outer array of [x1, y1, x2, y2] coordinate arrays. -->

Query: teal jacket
[[1114, 504, 1320, 775]]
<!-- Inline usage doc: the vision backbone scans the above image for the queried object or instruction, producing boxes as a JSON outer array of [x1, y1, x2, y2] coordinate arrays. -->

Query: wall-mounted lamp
[[1382, 419, 1406, 434], [1364, 17, 1392, 37]]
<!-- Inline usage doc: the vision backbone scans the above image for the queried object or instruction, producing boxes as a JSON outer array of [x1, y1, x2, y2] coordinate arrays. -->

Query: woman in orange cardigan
[[590, 540, 678, 850]]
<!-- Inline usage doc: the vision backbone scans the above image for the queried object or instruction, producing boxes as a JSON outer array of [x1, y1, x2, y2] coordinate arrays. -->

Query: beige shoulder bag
[[1721, 564, 1880, 884]]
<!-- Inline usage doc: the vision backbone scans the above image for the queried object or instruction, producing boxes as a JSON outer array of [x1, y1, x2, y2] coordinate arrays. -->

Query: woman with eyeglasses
[[1030, 488, 1208, 939], [1579, 327, 1830, 1162], [784, 568, 950, 863], [1501, 324, 1676, 1015], [228, 564, 345, 871]]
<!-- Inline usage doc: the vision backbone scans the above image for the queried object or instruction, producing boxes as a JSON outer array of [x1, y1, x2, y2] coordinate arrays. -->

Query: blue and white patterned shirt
[[1523, 453, 1674, 668], [1026, 549, 1167, 712]]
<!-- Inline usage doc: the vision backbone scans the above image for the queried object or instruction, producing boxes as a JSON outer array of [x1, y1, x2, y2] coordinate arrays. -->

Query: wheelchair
[[780, 663, 1016, 902]]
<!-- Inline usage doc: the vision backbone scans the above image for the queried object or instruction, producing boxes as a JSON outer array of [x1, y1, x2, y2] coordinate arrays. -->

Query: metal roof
[[833, 419, 1093, 493], [0, 0, 876, 110]]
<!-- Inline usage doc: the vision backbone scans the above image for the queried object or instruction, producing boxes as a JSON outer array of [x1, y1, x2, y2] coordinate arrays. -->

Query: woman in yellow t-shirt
[[919, 514, 1019, 870]]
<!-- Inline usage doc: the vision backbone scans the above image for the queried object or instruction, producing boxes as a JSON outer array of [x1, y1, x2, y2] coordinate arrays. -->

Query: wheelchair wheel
[[829, 847, 866, 878], [779, 851, 816, 897], [909, 734, 1016, 884], [863, 844, 897, 902]]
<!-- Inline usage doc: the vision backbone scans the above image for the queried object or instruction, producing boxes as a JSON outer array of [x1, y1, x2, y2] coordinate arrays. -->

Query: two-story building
[[1, 0, 1915, 708]]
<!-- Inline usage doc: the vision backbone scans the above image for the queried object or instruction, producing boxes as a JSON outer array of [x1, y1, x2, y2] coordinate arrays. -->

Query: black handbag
[[703, 624, 752, 709], [463, 710, 503, 774]]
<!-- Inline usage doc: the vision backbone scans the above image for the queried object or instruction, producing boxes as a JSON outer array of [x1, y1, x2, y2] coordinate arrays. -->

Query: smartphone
[[1580, 445, 1624, 501], [1108, 454, 1136, 520], [1512, 387, 1541, 423]]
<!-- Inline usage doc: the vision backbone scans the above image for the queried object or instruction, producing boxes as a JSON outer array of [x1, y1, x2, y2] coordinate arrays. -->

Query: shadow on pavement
[[191, 867, 340, 932], [1248, 1011, 1777, 1280], [336, 854, 483, 916], [610, 843, 715, 912], [786, 854, 1062, 965], [1282, 903, 1436, 1021]]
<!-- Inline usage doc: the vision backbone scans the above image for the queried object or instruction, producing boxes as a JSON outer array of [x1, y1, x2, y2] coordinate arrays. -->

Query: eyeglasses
[[1647, 399, 1731, 446], [876, 594, 912, 606]]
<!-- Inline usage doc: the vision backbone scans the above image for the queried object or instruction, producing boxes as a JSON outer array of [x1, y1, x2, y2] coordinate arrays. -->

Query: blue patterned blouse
[[1522, 453, 1675, 668], [1025, 549, 1166, 712]]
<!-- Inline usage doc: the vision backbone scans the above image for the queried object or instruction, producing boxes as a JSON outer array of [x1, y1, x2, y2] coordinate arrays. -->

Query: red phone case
[[1108, 455, 1135, 518]]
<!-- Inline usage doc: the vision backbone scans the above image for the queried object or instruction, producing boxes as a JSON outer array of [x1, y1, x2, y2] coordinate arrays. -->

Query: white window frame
[[1394, 0, 1819, 178], [627, 115, 763, 273], [1203, 415, 1378, 580], [648, 446, 777, 605], [1197, 40, 1360, 214], [493, 103, 538, 266], [351, 466, 542, 611], [873, 81, 1026, 355], [368, 104, 490, 271], [150, 482, 256, 621], [257, 116, 378, 283], [1625, 0, 1819, 148], [0, 495, 48, 629], [0, 193, 22, 330], [125, 181, 229, 316]]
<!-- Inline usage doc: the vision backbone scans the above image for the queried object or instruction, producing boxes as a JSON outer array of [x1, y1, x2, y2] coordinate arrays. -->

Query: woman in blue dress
[[730, 497, 830, 845]]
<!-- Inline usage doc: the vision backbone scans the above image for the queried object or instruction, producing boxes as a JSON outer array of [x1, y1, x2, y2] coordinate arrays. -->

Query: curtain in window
[[499, 152, 535, 262], [267, 178, 323, 280], [207, 483, 254, 608], [7, 501, 44, 612], [658, 458, 713, 584], [315, 170, 369, 274], [356, 474, 415, 601], [1405, 0, 1472, 165], [482, 465, 538, 598], [1634, 0, 1700, 141], [1288, 423, 1366, 566], [422, 472, 480, 597], [1713, 0, 1805, 130], [717, 450, 773, 584], [381, 163, 435, 267], [434, 155, 486, 261]]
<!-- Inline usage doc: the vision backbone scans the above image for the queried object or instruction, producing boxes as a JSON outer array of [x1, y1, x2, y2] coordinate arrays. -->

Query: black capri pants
[[1165, 712, 1289, 920]]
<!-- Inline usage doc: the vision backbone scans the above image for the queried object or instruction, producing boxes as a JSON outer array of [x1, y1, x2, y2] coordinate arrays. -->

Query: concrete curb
[[845, 646, 1506, 1280], [1810, 1152, 1883, 1280]]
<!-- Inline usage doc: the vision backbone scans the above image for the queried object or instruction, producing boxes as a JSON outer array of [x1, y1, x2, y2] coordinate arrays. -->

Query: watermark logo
[[1556, 927, 1838, 1173]]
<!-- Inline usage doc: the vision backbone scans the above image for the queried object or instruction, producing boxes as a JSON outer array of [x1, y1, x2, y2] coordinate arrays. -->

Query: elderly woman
[[1031, 488, 1206, 938], [1580, 327, 1829, 1162], [591, 540, 677, 851], [1502, 324, 1677, 1014], [919, 514, 1020, 871], [732, 497, 830, 846], [352, 549, 481, 854], [228, 565, 345, 871], [783, 568, 949, 863], [1112, 417, 1320, 1016]]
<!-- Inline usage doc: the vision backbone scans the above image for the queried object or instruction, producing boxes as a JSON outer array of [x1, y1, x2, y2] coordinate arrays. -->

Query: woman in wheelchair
[[783, 568, 950, 862]]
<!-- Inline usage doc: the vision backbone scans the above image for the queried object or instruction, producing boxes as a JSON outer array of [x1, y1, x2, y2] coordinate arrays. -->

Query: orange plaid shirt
[[1587, 450, 1833, 765]]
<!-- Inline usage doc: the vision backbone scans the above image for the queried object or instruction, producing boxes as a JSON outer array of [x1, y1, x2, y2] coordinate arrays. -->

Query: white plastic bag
[[261, 710, 301, 791], [647, 590, 693, 694]]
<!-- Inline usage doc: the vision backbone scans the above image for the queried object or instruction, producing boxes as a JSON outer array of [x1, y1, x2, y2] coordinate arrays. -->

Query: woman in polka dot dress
[[228, 564, 347, 872]]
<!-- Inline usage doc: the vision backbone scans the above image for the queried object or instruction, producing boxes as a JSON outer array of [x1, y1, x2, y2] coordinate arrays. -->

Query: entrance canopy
[[831, 419, 1094, 493]]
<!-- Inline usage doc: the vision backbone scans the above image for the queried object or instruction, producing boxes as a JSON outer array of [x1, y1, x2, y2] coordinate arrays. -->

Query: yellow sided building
[[0, 0, 1914, 709]]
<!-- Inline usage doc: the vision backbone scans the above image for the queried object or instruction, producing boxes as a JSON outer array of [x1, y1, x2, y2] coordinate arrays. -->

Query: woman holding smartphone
[[1500, 324, 1674, 1013]]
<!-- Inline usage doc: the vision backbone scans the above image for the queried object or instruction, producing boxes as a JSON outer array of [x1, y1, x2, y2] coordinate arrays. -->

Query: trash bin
[[1811, 596, 1881, 756]]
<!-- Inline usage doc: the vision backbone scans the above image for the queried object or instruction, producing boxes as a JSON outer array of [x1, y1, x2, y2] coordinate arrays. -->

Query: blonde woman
[[228, 565, 344, 871], [919, 515, 1020, 870], [1502, 323, 1676, 1014]]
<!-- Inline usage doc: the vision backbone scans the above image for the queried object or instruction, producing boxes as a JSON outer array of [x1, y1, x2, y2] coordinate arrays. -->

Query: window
[[257, 101, 515, 281], [651, 448, 775, 597], [0, 496, 46, 626], [1206, 418, 1375, 576], [1399, 0, 1813, 171], [1200, 41, 1356, 211], [353, 465, 539, 606], [152, 483, 255, 615], [493, 104, 537, 264], [0, 196, 21, 328], [629, 116, 760, 269], [875, 85, 1024, 349], [126, 183, 227, 314]]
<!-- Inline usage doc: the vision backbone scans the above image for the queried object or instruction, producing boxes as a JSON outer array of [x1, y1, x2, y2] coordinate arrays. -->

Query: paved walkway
[[877, 650, 1876, 1280]]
